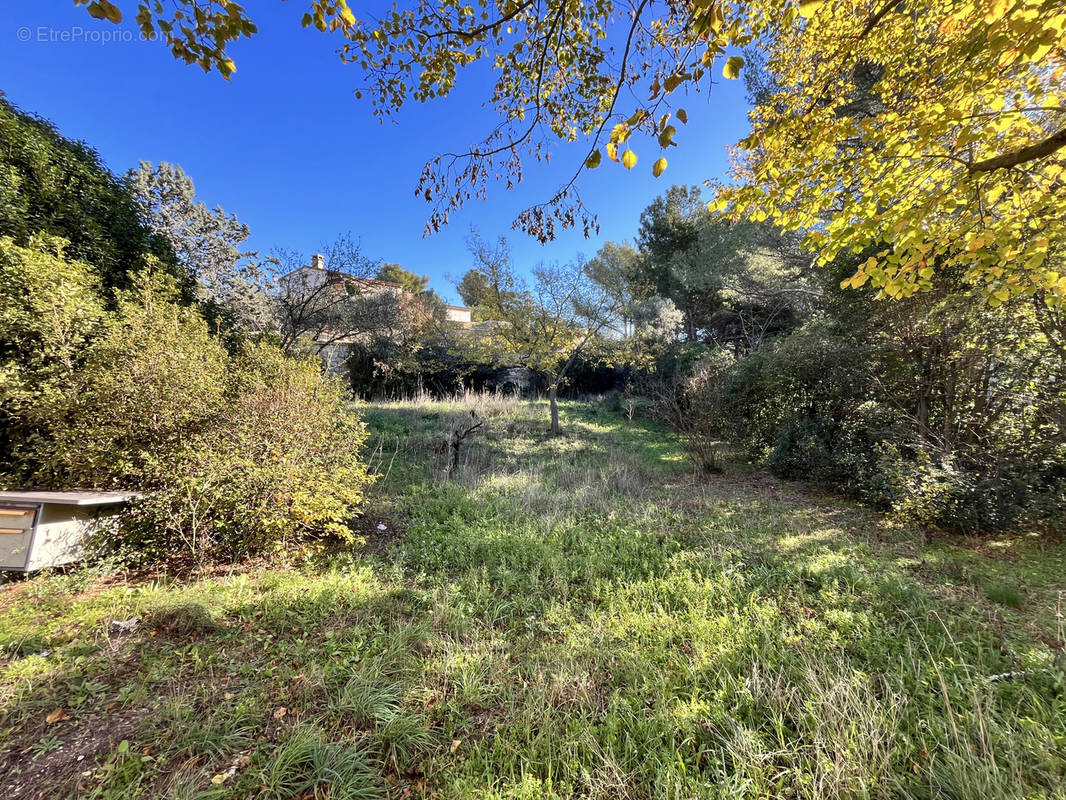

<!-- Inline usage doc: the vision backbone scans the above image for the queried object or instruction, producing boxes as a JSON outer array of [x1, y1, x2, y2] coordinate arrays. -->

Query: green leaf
[[723, 55, 744, 80], [585, 150, 602, 169], [676, 108, 688, 124]]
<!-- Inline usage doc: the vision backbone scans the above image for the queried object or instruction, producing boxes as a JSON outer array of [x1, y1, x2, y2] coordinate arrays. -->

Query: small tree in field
[[463, 235, 618, 434]]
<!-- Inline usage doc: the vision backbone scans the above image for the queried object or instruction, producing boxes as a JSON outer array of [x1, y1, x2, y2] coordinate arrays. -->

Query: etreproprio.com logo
[[16, 26, 160, 44]]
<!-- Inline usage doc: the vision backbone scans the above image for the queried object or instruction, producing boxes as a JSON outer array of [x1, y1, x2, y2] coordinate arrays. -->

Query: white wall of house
[[446, 305, 472, 323]]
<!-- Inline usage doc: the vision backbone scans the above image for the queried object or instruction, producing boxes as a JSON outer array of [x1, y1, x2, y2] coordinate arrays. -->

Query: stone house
[[278, 254, 471, 371]]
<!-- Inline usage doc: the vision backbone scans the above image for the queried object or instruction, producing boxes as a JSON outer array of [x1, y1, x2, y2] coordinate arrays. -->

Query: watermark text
[[16, 26, 159, 44]]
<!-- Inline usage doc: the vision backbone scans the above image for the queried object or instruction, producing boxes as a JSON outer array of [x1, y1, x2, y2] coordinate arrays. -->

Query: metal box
[[0, 491, 135, 572]]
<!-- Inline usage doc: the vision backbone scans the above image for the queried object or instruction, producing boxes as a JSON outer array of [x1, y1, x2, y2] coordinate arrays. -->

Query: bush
[[867, 443, 1058, 534], [24, 274, 372, 561], [717, 316, 1064, 534], [643, 348, 734, 473], [724, 321, 875, 464], [0, 236, 106, 468]]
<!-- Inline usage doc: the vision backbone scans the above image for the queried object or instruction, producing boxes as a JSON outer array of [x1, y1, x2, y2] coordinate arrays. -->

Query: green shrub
[[867, 444, 1053, 534], [132, 341, 371, 558], [39, 273, 229, 488], [23, 273, 372, 560], [689, 314, 1064, 534], [0, 236, 107, 469]]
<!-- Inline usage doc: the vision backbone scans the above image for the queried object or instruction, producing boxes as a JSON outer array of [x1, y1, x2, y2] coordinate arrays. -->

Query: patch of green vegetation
[[984, 583, 1025, 609], [1, 396, 1064, 799]]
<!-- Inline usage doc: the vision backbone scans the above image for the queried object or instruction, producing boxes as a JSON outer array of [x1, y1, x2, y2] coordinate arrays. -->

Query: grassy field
[[1, 395, 1064, 799]]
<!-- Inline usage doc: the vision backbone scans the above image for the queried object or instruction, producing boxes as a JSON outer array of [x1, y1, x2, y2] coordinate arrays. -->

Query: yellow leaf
[[621, 150, 638, 170], [450, 739, 462, 753], [46, 708, 70, 724], [606, 142, 618, 162], [798, 0, 825, 18], [723, 56, 744, 80], [652, 157, 668, 177], [1025, 251, 1046, 271]]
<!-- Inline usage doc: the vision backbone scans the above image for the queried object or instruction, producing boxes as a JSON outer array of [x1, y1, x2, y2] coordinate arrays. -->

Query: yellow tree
[[713, 0, 1066, 309]]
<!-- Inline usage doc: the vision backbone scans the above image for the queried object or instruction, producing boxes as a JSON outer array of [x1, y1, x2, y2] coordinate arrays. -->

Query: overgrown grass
[[1, 395, 1064, 799]]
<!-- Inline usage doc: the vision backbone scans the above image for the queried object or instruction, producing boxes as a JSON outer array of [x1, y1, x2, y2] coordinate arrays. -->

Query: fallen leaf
[[223, 692, 235, 701], [46, 708, 70, 724], [210, 773, 229, 785], [450, 739, 461, 753], [291, 674, 305, 684], [273, 706, 287, 719]]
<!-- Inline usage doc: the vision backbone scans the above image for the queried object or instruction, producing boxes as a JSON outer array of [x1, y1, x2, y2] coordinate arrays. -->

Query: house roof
[[348, 276, 405, 290], [445, 304, 472, 311]]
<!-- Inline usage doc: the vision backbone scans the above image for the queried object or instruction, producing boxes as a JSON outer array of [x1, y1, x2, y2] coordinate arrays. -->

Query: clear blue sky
[[1, 3, 751, 305]]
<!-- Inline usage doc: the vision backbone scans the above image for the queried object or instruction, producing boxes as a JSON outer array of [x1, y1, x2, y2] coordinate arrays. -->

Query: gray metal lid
[[0, 490, 138, 506]]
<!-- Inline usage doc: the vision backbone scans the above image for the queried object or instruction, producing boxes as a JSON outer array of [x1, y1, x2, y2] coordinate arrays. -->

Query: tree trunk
[[549, 384, 560, 435]]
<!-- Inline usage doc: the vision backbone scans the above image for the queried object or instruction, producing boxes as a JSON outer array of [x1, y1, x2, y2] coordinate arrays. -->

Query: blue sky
[[1, 3, 752, 304]]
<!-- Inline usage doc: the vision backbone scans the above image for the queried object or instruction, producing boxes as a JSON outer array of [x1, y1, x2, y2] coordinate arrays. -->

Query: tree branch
[[968, 126, 1066, 173]]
